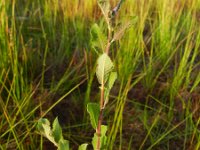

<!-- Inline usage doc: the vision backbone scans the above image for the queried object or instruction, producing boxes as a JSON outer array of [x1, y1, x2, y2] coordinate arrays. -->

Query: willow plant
[[37, 0, 128, 149]]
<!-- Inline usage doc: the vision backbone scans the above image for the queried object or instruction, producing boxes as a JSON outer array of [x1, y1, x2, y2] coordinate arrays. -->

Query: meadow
[[0, 0, 200, 149]]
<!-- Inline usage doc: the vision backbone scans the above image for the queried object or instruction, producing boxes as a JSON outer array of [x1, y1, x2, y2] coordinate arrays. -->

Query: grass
[[0, 0, 200, 149]]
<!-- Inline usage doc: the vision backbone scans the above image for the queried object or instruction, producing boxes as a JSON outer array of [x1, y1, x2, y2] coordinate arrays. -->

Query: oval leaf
[[37, 118, 50, 134], [52, 117, 63, 143], [78, 143, 88, 150], [90, 23, 107, 52], [58, 139, 69, 150], [96, 53, 114, 85], [104, 71, 117, 107], [108, 72, 117, 90], [92, 125, 108, 149], [87, 103, 100, 129]]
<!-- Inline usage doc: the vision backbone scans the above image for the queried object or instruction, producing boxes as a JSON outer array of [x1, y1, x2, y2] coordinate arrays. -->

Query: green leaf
[[108, 72, 117, 90], [87, 103, 100, 129], [37, 118, 57, 146], [78, 143, 88, 150], [37, 118, 49, 133], [104, 71, 117, 108], [58, 139, 69, 150], [92, 125, 108, 150], [96, 53, 114, 85], [52, 117, 63, 143], [100, 125, 107, 137], [92, 133, 99, 150], [97, 0, 110, 25], [90, 23, 107, 53]]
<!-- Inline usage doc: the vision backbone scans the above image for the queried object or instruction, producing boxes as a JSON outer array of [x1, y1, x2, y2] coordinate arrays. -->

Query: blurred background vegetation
[[0, 0, 200, 149]]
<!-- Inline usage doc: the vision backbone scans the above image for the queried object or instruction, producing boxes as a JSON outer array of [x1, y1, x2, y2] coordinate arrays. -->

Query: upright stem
[[96, 83, 104, 150], [96, 0, 123, 149], [96, 23, 112, 150], [105, 26, 112, 54], [96, 0, 121, 147]]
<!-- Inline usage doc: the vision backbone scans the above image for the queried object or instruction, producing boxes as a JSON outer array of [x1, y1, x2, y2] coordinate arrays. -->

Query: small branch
[[96, 1, 124, 149], [97, 26, 111, 149], [100, 84, 104, 108]]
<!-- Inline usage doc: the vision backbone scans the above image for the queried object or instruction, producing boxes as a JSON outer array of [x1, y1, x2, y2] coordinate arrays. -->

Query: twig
[[96, 0, 124, 149], [96, 84, 104, 150]]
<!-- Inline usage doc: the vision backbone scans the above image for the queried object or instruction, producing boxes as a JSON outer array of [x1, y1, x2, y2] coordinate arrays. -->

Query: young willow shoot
[[37, 0, 126, 149], [87, 0, 126, 149], [87, 53, 117, 149]]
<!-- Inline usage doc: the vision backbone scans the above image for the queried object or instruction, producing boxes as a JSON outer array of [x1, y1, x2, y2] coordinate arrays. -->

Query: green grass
[[0, 0, 200, 149]]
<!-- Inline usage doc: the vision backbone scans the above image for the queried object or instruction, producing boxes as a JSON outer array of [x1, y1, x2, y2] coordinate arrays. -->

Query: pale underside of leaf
[[96, 53, 114, 85], [40, 119, 58, 146]]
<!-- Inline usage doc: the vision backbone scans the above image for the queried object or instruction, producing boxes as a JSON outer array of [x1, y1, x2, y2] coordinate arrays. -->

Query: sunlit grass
[[0, 0, 200, 149]]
